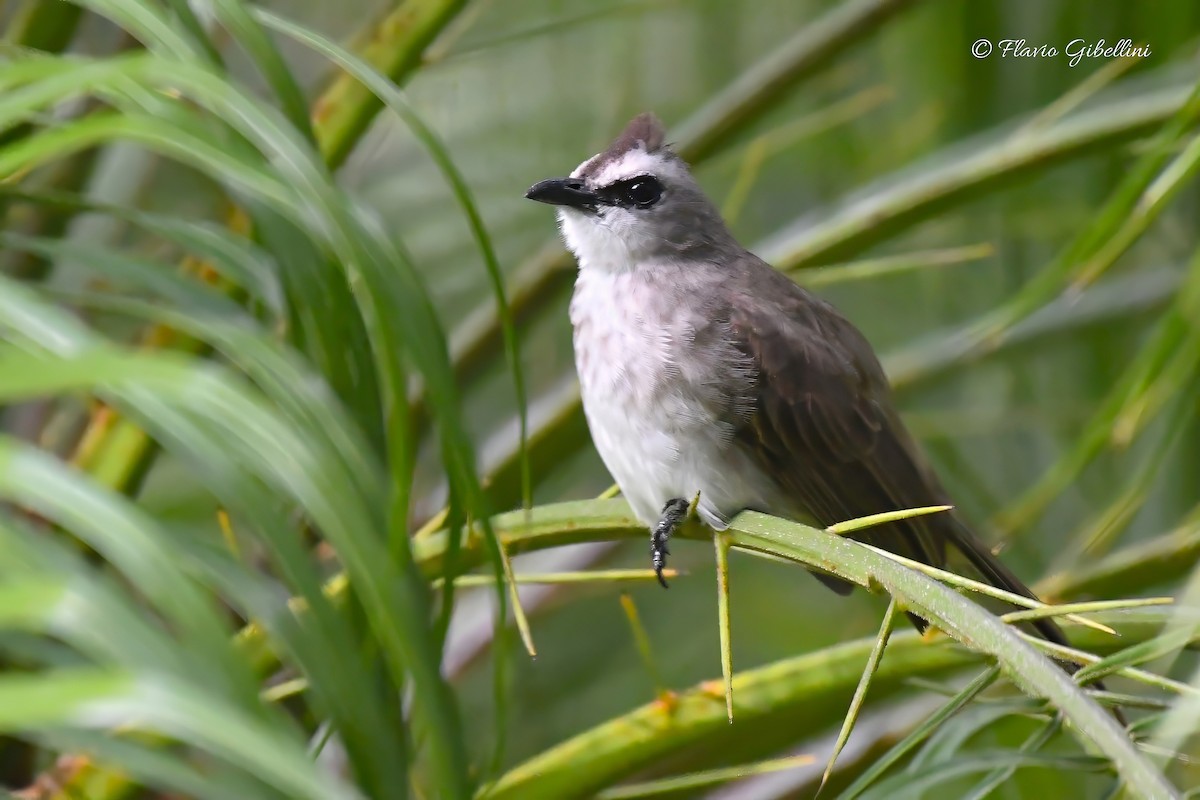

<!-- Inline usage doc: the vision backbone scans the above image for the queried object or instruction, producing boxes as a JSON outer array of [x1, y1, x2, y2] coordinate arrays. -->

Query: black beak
[[525, 177, 600, 209]]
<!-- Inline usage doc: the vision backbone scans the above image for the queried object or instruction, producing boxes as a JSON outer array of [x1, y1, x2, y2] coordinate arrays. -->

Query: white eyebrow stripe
[[592, 149, 671, 186]]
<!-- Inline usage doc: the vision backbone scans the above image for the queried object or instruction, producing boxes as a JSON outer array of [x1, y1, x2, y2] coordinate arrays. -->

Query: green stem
[[222, 498, 1192, 799], [315, 0, 468, 171]]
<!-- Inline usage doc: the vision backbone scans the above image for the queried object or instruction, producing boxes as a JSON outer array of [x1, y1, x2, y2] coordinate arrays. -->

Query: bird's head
[[525, 112, 734, 272]]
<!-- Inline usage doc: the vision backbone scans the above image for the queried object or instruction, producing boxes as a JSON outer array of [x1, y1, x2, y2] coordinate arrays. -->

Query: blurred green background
[[3, 0, 1200, 797]]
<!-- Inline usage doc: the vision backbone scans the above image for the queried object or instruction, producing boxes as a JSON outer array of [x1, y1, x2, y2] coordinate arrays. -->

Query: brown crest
[[610, 112, 667, 154], [579, 112, 670, 179]]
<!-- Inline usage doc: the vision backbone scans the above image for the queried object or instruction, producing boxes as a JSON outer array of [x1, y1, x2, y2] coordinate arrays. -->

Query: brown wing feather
[[728, 275, 948, 575], [722, 261, 1069, 647]]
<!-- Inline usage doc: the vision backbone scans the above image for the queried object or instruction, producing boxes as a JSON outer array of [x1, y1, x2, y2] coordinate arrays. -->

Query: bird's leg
[[652, 498, 689, 588]]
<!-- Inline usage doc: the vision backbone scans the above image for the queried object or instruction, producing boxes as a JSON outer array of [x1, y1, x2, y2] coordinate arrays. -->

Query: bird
[[524, 111, 1066, 647]]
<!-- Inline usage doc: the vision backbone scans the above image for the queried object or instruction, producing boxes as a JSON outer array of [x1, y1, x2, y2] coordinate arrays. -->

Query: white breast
[[569, 267, 775, 529]]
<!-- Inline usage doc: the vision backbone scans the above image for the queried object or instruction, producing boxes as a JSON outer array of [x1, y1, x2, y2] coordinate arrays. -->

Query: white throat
[[557, 208, 647, 274]]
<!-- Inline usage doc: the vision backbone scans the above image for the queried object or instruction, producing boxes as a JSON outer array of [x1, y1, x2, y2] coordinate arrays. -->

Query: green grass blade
[[856, 750, 1106, 800], [73, 0, 198, 59], [840, 666, 1002, 799], [962, 715, 1064, 800], [257, 7, 532, 512], [796, 243, 995, 287], [714, 531, 733, 722], [209, 0, 315, 146], [0, 284, 419, 794], [1074, 627, 1198, 688], [594, 754, 816, 799], [159, 0, 225, 67], [0, 669, 352, 800], [672, 0, 920, 162], [1, 52, 486, 793], [759, 79, 1197, 269], [994, 252, 1200, 538], [821, 598, 898, 791], [1038, 508, 1200, 603]]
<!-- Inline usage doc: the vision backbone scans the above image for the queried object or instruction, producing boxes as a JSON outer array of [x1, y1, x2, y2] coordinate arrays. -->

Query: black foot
[[652, 498, 689, 588]]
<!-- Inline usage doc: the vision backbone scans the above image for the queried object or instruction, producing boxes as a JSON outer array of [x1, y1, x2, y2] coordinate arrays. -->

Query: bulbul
[[525, 112, 1065, 646]]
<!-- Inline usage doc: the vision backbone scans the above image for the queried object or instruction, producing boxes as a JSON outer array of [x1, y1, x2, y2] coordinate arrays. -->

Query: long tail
[[942, 516, 1069, 648], [943, 517, 1127, 723]]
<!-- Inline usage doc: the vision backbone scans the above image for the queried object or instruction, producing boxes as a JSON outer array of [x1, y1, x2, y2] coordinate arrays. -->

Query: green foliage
[[1, 0, 1199, 798]]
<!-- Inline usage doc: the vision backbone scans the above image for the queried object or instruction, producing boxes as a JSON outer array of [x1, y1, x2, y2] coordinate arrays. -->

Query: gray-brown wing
[[721, 262, 1072, 647], [725, 274, 949, 586]]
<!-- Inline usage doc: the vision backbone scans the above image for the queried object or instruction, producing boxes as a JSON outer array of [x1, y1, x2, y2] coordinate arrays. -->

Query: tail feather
[[941, 516, 1127, 722], [941, 515, 1068, 648]]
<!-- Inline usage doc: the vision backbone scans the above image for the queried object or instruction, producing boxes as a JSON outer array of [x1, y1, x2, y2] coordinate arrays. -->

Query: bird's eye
[[621, 176, 663, 208]]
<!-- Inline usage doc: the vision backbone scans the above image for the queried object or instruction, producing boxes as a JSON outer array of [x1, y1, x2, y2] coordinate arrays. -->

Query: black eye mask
[[599, 175, 664, 209]]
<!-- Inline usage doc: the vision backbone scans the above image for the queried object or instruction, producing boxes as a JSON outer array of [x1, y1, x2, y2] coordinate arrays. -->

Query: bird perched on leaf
[[525, 112, 1068, 649]]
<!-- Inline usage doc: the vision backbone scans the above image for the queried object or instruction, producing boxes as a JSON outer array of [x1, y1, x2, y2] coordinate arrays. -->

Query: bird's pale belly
[[579, 385, 760, 529], [570, 271, 775, 529]]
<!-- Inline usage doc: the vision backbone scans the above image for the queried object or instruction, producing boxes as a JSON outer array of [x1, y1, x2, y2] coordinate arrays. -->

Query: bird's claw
[[651, 534, 670, 588], [651, 498, 690, 589]]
